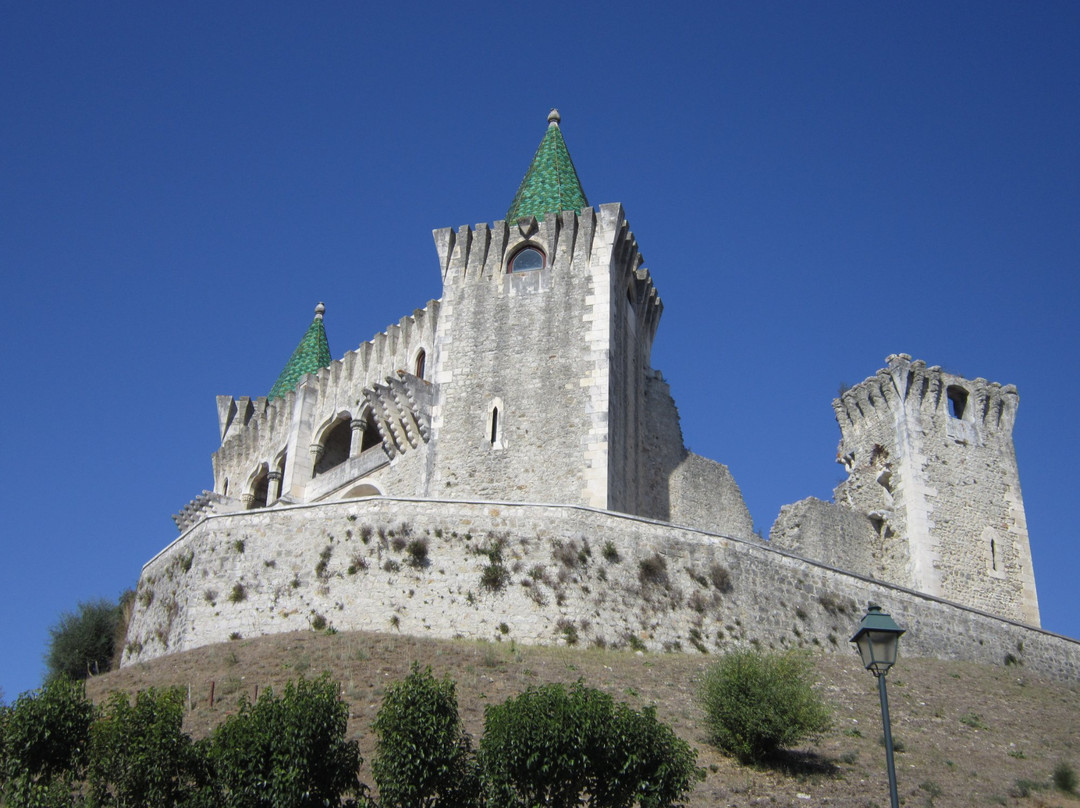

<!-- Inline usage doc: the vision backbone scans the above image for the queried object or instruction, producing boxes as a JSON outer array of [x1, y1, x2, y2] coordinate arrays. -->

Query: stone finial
[[548, 108, 561, 125], [314, 302, 326, 320]]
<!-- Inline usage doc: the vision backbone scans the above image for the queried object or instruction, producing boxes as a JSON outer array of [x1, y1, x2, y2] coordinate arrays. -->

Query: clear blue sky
[[3, 2, 1078, 699]]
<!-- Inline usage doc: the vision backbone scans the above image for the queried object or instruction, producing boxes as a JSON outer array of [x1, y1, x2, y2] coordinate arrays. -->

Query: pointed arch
[[488, 397, 505, 450], [314, 415, 353, 476], [246, 463, 270, 509]]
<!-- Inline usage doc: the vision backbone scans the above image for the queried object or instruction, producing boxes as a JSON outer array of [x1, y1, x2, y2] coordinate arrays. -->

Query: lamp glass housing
[[851, 605, 905, 676], [855, 630, 899, 673]]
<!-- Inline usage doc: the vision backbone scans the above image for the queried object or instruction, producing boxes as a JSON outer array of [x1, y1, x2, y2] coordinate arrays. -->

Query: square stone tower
[[428, 201, 663, 512], [832, 354, 1040, 625], [425, 111, 669, 512]]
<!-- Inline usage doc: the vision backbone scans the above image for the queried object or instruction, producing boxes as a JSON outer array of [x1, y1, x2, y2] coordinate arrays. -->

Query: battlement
[[434, 208, 595, 281], [834, 353, 1019, 443], [215, 302, 439, 449], [433, 203, 662, 340]]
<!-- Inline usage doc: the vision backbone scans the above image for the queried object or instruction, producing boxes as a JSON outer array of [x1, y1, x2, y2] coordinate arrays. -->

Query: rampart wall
[[123, 498, 1080, 682]]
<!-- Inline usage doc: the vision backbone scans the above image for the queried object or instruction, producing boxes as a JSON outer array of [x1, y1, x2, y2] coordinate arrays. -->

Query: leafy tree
[[595, 702, 703, 808], [479, 681, 700, 808], [87, 687, 206, 807], [0, 677, 96, 807], [208, 673, 364, 808], [45, 598, 123, 681], [372, 663, 479, 808], [698, 649, 831, 763]]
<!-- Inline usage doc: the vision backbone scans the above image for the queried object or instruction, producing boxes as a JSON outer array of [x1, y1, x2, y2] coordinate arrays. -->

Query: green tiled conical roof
[[268, 303, 332, 400], [506, 109, 588, 222]]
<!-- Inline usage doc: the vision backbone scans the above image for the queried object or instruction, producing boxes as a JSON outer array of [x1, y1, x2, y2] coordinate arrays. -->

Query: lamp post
[[851, 604, 905, 808]]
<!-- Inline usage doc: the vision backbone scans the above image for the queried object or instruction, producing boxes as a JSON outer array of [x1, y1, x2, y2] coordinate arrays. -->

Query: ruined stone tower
[[824, 354, 1038, 625]]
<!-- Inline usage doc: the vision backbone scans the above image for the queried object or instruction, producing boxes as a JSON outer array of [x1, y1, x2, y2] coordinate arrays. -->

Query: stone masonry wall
[[770, 497, 878, 574], [123, 498, 1080, 682], [429, 205, 666, 512], [667, 453, 755, 540]]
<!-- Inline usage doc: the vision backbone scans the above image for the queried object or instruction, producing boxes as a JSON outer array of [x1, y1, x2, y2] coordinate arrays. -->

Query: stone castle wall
[[123, 497, 1080, 682], [769, 497, 878, 573]]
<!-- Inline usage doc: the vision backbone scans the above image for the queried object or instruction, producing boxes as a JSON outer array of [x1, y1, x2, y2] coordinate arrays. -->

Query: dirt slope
[[87, 631, 1080, 808]]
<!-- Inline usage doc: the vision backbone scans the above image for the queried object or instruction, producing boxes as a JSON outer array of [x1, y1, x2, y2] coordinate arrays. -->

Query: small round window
[[509, 246, 545, 272]]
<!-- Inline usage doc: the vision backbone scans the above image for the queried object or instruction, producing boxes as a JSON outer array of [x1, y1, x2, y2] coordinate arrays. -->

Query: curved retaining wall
[[123, 498, 1080, 681]]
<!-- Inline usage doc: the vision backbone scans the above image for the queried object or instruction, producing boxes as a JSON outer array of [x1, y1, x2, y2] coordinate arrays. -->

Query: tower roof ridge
[[268, 302, 332, 401], [506, 109, 588, 222]]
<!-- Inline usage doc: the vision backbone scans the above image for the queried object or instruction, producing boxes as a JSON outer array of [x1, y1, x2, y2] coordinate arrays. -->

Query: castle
[[124, 112, 1076, 679]]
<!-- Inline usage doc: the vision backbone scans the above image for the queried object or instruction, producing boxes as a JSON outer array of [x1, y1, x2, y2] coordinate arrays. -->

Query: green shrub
[[698, 649, 831, 762], [45, 598, 123, 681], [479, 681, 700, 808], [0, 677, 96, 806], [208, 673, 364, 807], [1012, 778, 1047, 798], [1053, 761, 1078, 794], [88, 687, 205, 807], [372, 663, 479, 808]]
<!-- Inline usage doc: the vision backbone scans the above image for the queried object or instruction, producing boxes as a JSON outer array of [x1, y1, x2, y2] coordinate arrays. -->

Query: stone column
[[266, 471, 283, 505], [349, 417, 368, 457], [309, 443, 325, 477]]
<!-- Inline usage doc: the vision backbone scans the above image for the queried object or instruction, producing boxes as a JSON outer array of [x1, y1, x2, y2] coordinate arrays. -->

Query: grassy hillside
[[86, 631, 1079, 808]]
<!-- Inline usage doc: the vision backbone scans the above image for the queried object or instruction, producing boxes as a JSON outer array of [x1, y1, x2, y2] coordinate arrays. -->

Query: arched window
[[250, 472, 269, 509], [415, 349, 426, 380], [315, 419, 352, 475], [490, 406, 499, 445], [508, 246, 545, 273]]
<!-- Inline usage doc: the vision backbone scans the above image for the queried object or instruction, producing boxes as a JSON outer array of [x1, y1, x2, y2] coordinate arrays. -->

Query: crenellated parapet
[[433, 204, 662, 345], [211, 392, 295, 500], [834, 353, 1019, 446], [434, 209, 595, 282]]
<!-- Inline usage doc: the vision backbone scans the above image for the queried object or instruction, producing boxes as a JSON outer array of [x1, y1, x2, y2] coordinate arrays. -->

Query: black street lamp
[[851, 604, 906, 808]]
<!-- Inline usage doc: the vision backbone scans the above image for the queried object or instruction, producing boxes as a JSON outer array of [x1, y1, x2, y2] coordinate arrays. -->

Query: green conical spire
[[268, 302, 332, 401], [506, 109, 588, 222]]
